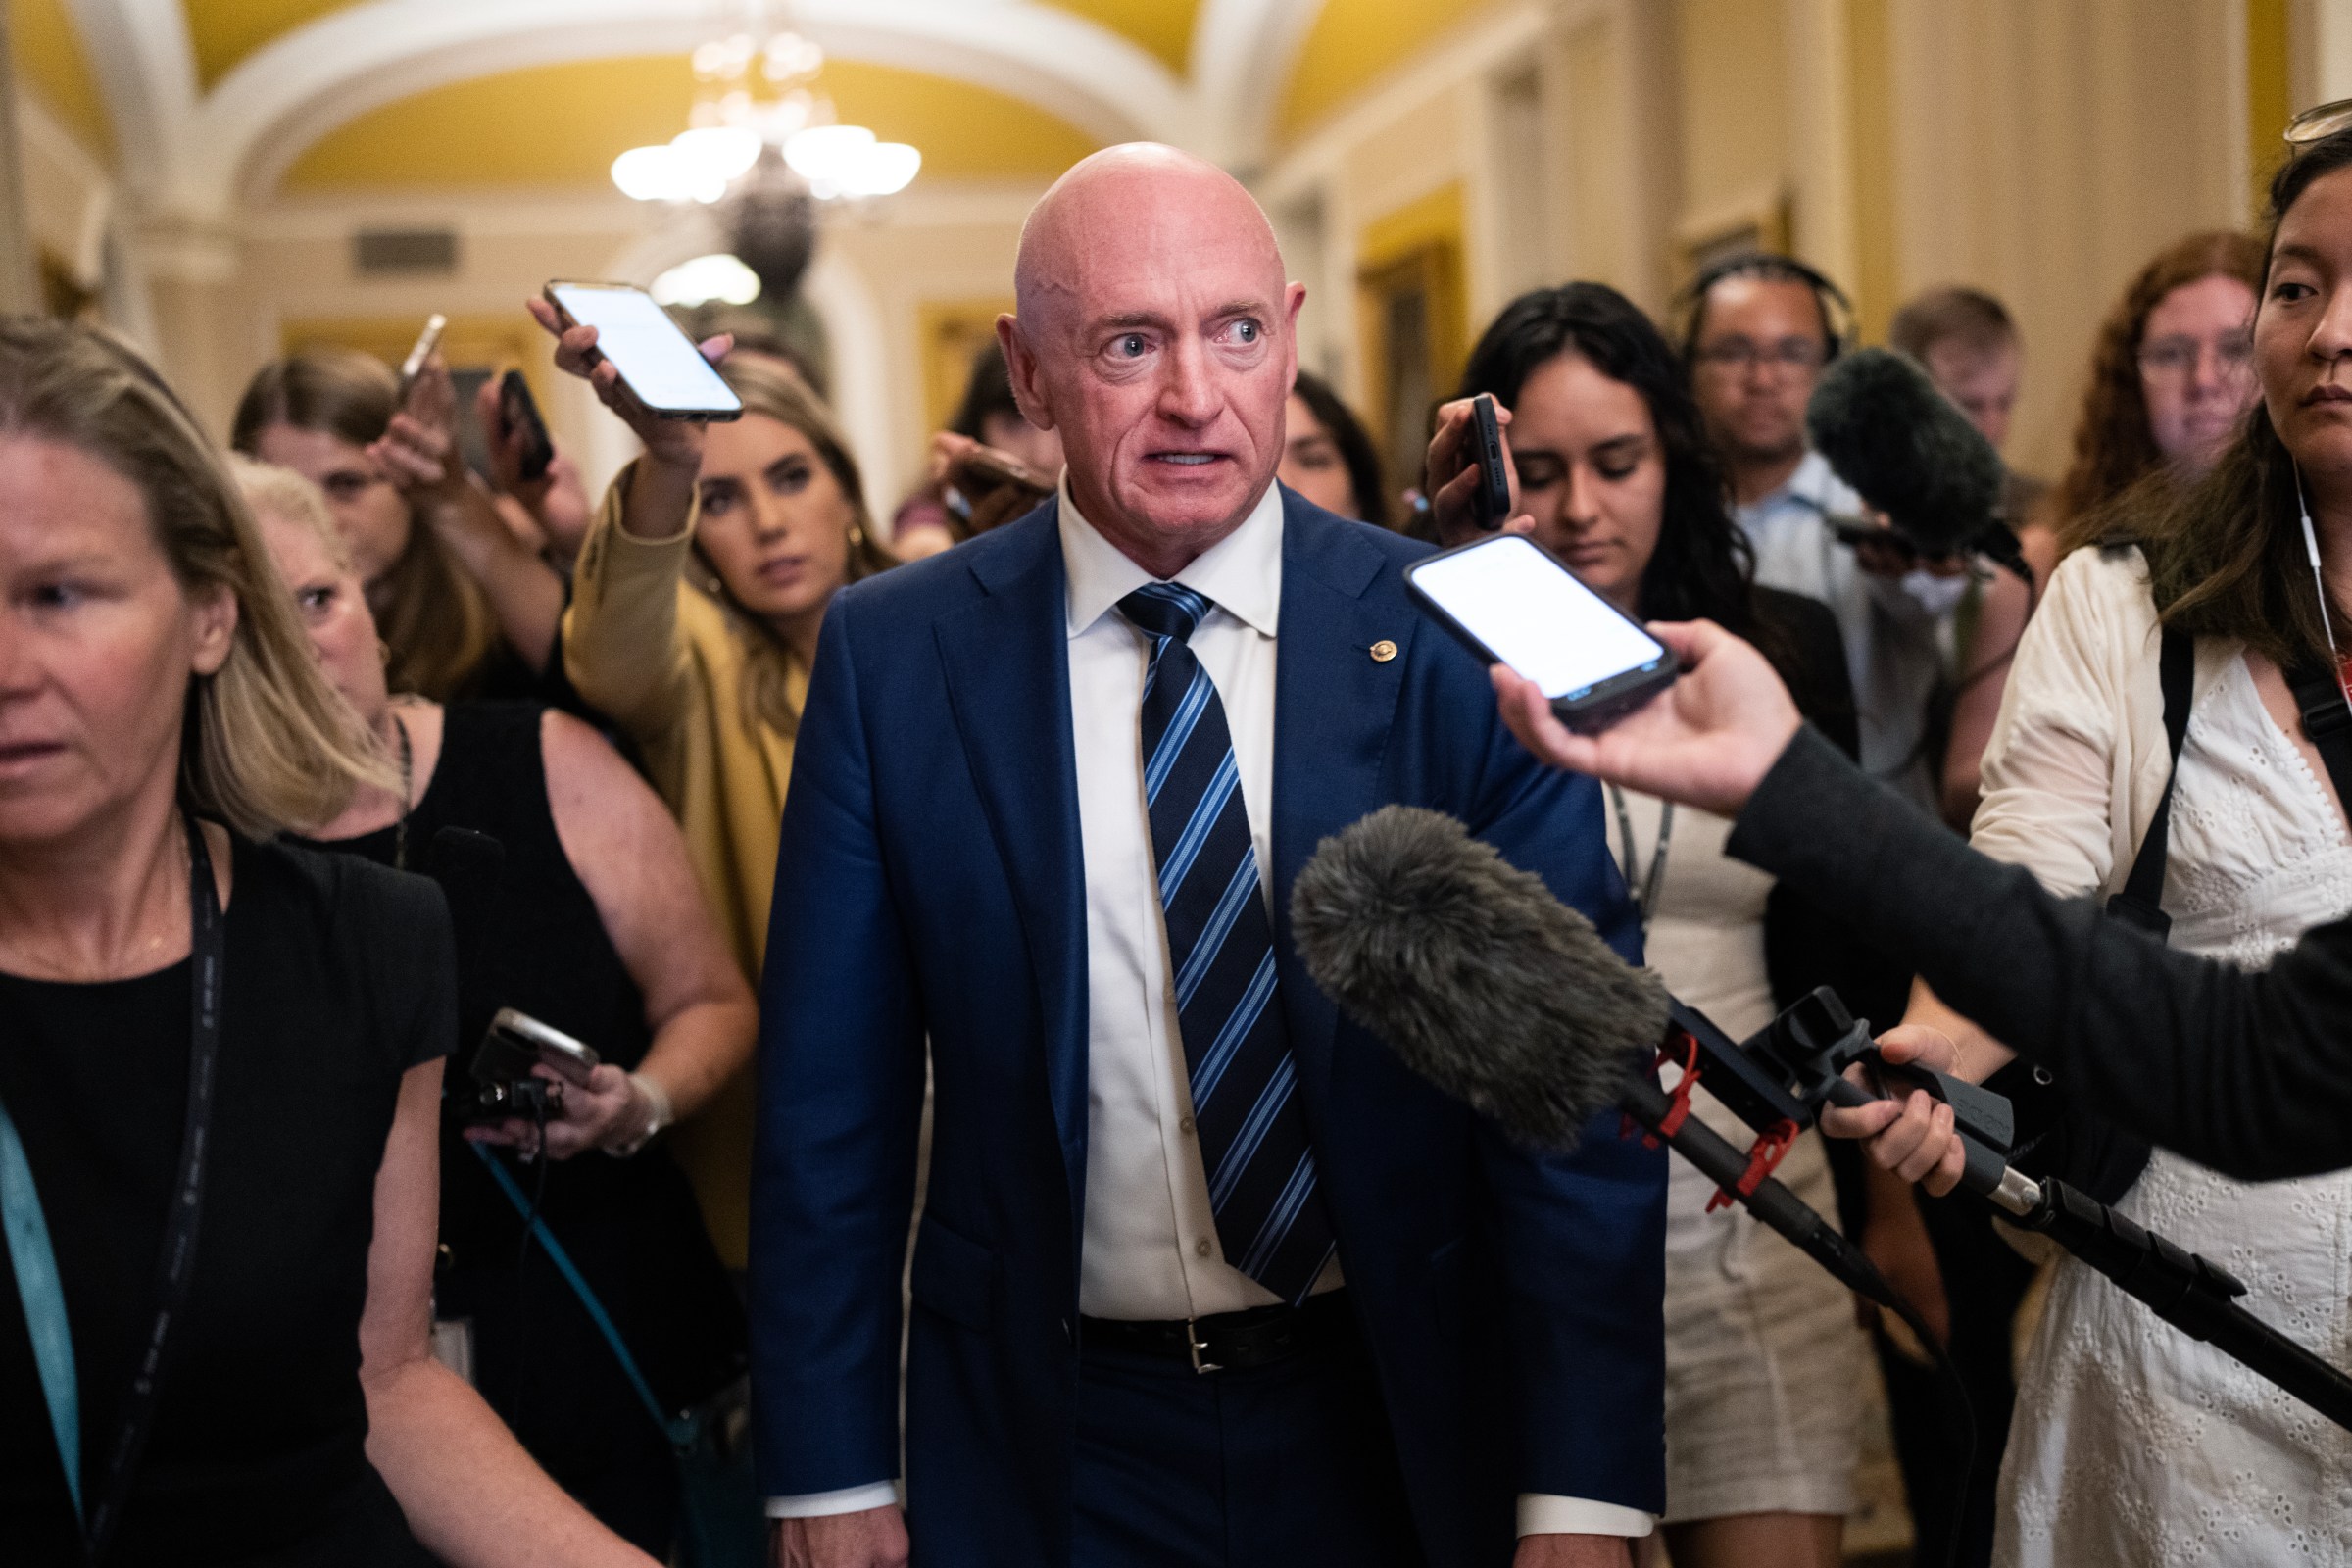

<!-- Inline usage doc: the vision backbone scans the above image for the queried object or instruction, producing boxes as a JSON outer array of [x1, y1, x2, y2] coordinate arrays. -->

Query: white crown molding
[[62, 0, 195, 194], [159, 0, 1187, 220], [1191, 0, 1325, 170]]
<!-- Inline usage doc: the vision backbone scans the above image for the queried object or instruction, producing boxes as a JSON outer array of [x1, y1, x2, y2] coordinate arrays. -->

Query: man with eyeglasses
[[1684, 255, 1962, 812]]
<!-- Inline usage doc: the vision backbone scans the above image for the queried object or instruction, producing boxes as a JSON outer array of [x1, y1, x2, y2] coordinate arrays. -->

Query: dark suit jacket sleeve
[[1731, 725, 2352, 1182], [748, 599, 929, 1495], [1461, 713, 1670, 1509]]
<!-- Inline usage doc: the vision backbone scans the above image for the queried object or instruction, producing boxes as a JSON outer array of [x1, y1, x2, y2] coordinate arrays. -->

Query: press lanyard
[[0, 811, 223, 1562], [1608, 784, 1674, 931]]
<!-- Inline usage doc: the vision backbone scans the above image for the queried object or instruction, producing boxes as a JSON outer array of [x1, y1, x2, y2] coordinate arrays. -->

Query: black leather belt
[[1080, 1291, 1354, 1375]]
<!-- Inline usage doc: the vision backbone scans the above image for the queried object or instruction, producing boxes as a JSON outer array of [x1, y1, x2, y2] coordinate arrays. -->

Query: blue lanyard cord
[[0, 1099, 81, 1517], [469, 1142, 690, 1447]]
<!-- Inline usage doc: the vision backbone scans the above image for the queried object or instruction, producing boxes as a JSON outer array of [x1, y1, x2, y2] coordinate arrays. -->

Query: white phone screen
[[1413, 534, 1667, 700], [550, 284, 742, 416]]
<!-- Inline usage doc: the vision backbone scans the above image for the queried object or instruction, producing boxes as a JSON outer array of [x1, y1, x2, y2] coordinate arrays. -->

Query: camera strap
[[0, 810, 222, 1563]]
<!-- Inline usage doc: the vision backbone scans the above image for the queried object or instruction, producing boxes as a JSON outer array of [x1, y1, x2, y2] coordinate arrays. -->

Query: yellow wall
[[281, 56, 1102, 192], [1675, 0, 1788, 241]]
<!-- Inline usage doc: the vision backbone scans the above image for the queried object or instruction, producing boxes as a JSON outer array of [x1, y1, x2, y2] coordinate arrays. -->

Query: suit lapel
[[1270, 493, 1416, 1101], [935, 507, 1090, 1218]]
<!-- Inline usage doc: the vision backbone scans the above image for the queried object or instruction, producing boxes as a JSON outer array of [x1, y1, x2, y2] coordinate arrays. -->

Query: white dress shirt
[[772, 479, 1648, 1540], [1735, 449, 1955, 811]]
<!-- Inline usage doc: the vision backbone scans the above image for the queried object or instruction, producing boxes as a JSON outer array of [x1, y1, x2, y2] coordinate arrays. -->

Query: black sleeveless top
[[299, 703, 742, 1429], [0, 839, 451, 1565]]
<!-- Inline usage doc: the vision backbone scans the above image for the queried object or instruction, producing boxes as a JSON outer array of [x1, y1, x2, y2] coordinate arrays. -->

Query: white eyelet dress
[[1973, 549, 2352, 1566]]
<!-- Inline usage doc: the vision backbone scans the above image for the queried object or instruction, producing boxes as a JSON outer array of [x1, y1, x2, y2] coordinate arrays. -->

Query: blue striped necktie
[[1116, 581, 1336, 1306]]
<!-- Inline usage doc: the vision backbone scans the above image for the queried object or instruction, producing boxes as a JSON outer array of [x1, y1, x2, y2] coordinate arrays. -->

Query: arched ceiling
[[14, 0, 1511, 219], [280, 54, 1102, 191]]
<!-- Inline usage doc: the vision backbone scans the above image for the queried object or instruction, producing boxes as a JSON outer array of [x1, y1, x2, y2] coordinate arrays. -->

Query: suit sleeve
[[748, 597, 929, 1496], [1735, 726, 2352, 1182], [1463, 718, 1670, 1512]]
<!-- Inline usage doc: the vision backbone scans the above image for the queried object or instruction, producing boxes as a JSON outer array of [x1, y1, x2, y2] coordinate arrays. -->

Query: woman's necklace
[[390, 710, 414, 870], [1607, 783, 1674, 932]]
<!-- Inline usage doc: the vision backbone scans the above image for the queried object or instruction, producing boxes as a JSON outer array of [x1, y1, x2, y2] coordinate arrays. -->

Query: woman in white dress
[[1873, 133, 2352, 1565], [1452, 282, 1876, 1568]]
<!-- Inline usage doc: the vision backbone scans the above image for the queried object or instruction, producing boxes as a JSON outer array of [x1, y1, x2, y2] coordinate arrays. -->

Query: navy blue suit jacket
[[750, 491, 1666, 1566]]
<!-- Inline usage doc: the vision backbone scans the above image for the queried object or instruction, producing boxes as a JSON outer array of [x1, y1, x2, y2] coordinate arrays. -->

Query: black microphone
[[1805, 347, 2030, 581], [1293, 805, 2352, 1436], [1289, 805, 1893, 1297]]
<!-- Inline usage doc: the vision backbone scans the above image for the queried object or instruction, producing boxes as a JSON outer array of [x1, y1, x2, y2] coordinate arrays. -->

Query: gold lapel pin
[[1370, 639, 1398, 663]]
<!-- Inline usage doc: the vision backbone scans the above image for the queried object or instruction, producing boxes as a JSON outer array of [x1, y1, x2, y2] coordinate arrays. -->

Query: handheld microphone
[[1805, 347, 2030, 581], [1293, 805, 2352, 1434], [1289, 805, 1898, 1298]]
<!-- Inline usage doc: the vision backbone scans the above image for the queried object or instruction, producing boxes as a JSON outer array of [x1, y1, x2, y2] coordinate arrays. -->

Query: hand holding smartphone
[[397, 314, 448, 402], [1406, 533, 1676, 733], [542, 281, 741, 421], [495, 369, 556, 483]]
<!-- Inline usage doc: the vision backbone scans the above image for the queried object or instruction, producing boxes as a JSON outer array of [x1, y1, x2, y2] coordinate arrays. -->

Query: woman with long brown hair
[[1939, 232, 2267, 826], [233, 348, 538, 703], [532, 300, 894, 1258]]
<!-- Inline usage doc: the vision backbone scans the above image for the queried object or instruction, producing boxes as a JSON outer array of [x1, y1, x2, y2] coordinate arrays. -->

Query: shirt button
[[1195, 1237, 1213, 1259], [1178, 1114, 1197, 1136]]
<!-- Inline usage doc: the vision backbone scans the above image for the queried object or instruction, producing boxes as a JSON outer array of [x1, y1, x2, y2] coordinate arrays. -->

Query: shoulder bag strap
[[2284, 655, 2352, 821], [2107, 629, 2195, 940], [0, 1098, 82, 1522], [471, 1142, 687, 1448]]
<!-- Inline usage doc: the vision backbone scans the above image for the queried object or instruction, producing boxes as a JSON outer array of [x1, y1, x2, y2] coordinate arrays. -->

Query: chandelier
[[611, 18, 921, 206]]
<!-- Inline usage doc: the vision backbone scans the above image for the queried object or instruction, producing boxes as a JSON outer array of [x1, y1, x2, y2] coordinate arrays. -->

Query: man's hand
[[1423, 396, 1537, 546], [1820, 1026, 1972, 1197], [773, 1506, 908, 1568], [1491, 620, 1802, 817], [1514, 1532, 1635, 1567]]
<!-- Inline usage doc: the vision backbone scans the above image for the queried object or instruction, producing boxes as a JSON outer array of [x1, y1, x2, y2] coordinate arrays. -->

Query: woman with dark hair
[[1883, 138, 2352, 1566], [893, 341, 1068, 558], [1446, 283, 1870, 1568], [1280, 369, 1389, 527]]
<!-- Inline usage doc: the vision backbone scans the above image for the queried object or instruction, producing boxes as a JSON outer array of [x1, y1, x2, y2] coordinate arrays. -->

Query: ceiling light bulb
[[651, 253, 762, 308], [785, 123, 875, 184], [851, 141, 922, 196], [612, 144, 685, 202]]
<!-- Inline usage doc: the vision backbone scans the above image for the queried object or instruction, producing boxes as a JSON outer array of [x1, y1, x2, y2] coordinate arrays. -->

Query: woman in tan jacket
[[536, 302, 894, 1255]]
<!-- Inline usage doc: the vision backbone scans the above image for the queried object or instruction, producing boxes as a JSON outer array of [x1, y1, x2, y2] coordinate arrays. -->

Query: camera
[[452, 1007, 600, 1125]]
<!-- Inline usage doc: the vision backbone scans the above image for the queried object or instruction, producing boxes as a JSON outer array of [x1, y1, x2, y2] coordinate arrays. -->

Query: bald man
[[748, 145, 1665, 1568]]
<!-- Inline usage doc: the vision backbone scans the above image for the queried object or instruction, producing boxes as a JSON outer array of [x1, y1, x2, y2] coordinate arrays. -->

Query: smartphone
[[397, 313, 448, 401], [497, 369, 556, 482], [1405, 532, 1676, 732], [1469, 392, 1512, 528], [1830, 515, 1917, 560], [479, 1007, 600, 1087], [543, 281, 741, 420]]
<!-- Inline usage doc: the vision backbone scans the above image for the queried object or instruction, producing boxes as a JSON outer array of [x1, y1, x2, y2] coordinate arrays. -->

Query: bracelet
[[606, 1071, 675, 1158]]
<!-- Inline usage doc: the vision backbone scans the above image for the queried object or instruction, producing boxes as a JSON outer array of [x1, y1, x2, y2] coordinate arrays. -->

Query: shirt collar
[[1058, 474, 1285, 640], [1745, 449, 1839, 517]]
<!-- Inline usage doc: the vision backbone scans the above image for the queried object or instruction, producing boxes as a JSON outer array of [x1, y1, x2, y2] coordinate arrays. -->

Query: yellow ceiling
[[12, 0, 114, 157], [187, 0, 347, 89], [278, 53, 1102, 192], [183, 2, 1204, 90], [1277, 0, 1504, 143]]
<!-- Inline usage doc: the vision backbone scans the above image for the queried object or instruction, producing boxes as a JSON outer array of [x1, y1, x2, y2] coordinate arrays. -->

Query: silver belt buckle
[[1185, 1319, 1222, 1375]]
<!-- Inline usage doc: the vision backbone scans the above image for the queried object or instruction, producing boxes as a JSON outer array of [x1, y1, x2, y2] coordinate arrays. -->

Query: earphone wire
[[2295, 465, 2351, 705]]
